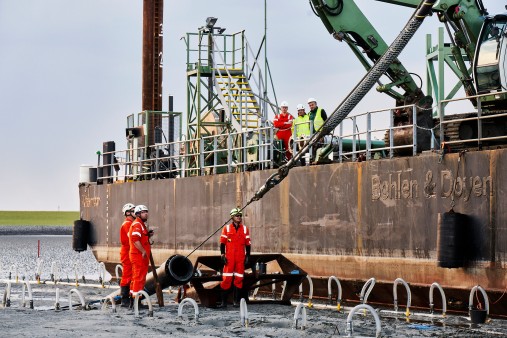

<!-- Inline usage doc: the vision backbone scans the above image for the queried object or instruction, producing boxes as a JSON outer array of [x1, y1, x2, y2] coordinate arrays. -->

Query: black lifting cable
[[186, 0, 436, 259]]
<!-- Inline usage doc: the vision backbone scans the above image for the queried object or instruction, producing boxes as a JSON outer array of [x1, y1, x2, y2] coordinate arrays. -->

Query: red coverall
[[220, 223, 251, 290], [273, 112, 294, 160], [129, 217, 151, 295], [119, 217, 133, 288]]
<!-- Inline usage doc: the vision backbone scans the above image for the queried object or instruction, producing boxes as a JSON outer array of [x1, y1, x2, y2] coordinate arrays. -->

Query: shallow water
[[0, 234, 108, 282], [1, 234, 507, 337]]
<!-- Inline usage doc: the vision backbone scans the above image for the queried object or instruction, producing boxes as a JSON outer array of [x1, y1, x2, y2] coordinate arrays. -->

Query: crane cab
[[473, 13, 507, 108]]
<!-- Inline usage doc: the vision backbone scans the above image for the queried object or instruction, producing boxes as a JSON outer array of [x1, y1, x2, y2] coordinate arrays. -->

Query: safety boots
[[218, 289, 228, 308], [120, 285, 130, 307], [233, 286, 241, 308]]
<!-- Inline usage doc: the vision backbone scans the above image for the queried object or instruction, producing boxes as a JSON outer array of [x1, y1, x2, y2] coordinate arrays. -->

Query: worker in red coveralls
[[129, 204, 154, 303], [273, 101, 294, 160], [219, 207, 251, 308], [119, 203, 135, 307]]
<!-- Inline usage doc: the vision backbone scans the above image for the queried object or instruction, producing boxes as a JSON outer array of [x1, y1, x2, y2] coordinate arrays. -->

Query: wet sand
[[1, 230, 507, 337]]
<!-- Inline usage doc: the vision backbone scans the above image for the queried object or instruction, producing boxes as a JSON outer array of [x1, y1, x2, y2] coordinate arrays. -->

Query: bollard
[[102, 295, 117, 313], [115, 264, 123, 284], [429, 282, 446, 317], [98, 262, 106, 288], [2, 281, 12, 307], [21, 280, 34, 309], [35, 258, 43, 284], [68, 288, 86, 311], [272, 279, 277, 300], [74, 262, 81, 287], [393, 278, 411, 317], [346, 304, 381, 337], [51, 262, 59, 284], [239, 298, 249, 327], [178, 298, 199, 323], [252, 280, 261, 300], [134, 290, 153, 317], [328, 276, 342, 311], [293, 302, 307, 330], [281, 281, 287, 300], [9, 264, 18, 283], [298, 275, 314, 308], [468, 285, 489, 322], [360, 277, 376, 305], [55, 288, 61, 311]]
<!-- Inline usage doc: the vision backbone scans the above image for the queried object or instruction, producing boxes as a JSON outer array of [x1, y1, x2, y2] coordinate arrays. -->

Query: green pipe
[[340, 138, 385, 151]]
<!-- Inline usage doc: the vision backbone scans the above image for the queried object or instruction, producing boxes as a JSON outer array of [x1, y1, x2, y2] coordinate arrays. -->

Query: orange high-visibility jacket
[[220, 223, 251, 259], [129, 218, 151, 256], [120, 218, 133, 257]]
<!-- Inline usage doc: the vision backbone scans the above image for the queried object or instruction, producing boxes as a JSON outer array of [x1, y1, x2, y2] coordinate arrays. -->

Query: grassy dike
[[0, 211, 79, 225]]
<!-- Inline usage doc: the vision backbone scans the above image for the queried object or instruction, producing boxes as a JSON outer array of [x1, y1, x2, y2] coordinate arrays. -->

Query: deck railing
[[90, 91, 507, 183], [96, 126, 279, 182]]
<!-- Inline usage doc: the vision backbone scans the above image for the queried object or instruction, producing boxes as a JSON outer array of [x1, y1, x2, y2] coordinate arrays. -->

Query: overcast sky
[[0, 1, 504, 211]]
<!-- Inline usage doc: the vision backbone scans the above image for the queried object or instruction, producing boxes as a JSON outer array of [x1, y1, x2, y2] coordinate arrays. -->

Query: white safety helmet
[[296, 104, 305, 110], [134, 205, 148, 214], [122, 203, 135, 215], [230, 207, 242, 216], [280, 101, 289, 107], [307, 97, 317, 104]]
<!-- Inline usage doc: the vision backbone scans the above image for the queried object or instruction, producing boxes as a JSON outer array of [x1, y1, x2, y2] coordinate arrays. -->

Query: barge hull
[[79, 150, 507, 314]]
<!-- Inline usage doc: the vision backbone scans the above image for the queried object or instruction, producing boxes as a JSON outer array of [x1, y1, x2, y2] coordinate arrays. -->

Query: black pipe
[[106, 254, 194, 299], [143, 254, 194, 295]]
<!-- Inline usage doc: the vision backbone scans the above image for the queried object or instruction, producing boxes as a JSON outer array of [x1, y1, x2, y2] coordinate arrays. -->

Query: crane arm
[[310, 0, 424, 106], [310, 0, 488, 106]]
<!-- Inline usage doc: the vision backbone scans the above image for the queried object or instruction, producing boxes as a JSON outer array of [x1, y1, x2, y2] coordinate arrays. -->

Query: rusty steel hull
[[79, 149, 507, 315]]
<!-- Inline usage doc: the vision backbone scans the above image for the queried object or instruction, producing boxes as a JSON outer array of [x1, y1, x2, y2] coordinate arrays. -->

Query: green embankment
[[0, 211, 79, 225]]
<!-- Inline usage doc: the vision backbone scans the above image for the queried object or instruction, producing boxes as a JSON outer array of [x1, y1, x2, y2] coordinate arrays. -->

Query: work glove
[[244, 255, 250, 266], [221, 254, 227, 265]]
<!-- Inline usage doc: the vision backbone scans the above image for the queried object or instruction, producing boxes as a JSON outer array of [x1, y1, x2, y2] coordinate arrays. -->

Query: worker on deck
[[129, 204, 154, 302], [273, 101, 294, 160], [292, 103, 310, 165], [292, 103, 311, 165], [119, 203, 135, 307], [307, 98, 328, 162], [219, 207, 251, 308], [307, 98, 327, 134]]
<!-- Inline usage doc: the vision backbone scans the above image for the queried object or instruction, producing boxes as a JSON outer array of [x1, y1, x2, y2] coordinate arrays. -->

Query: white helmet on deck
[[122, 203, 135, 215], [134, 205, 148, 215]]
